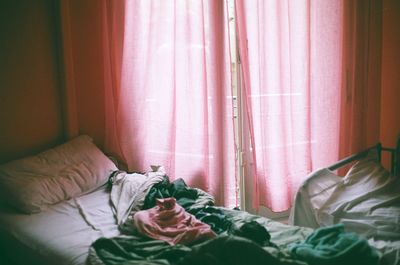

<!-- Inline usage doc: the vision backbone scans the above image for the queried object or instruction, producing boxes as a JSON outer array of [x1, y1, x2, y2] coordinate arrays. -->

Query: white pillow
[[0, 135, 118, 214]]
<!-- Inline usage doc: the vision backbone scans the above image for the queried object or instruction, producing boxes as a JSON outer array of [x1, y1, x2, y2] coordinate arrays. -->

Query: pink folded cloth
[[133, 197, 216, 245]]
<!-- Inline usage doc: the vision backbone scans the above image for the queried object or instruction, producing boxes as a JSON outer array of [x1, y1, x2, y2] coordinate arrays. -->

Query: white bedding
[[289, 154, 400, 265], [0, 185, 119, 265], [1, 149, 398, 265]]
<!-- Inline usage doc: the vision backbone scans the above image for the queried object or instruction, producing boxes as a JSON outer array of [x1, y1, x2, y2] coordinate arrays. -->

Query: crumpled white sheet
[[0, 185, 120, 265], [110, 166, 166, 226], [289, 150, 400, 265]]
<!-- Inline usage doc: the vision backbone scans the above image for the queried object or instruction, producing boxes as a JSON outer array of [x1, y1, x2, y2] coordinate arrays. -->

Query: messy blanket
[[88, 168, 379, 265]]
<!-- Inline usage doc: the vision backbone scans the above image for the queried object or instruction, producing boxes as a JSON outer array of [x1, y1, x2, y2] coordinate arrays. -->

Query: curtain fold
[[59, 0, 79, 140], [339, 0, 382, 159], [236, 0, 343, 212], [59, 0, 110, 146]]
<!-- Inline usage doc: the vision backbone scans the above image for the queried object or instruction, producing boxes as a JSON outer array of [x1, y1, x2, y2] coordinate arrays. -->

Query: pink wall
[[0, 0, 63, 164], [66, 0, 107, 147], [0, 1, 109, 164], [380, 0, 400, 154]]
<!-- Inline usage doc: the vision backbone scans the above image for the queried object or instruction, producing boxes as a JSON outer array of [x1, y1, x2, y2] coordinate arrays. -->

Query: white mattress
[[0, 185, 120, 265]]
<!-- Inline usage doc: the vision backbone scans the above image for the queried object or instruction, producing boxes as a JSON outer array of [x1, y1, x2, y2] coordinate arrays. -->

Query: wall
[[65, 0, 107, 146], [0, 0, 64, 164], [380, 0, 400, 164]]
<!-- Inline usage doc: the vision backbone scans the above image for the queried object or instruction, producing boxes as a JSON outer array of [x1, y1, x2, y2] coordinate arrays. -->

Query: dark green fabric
[[179, 235, 306, 265], [89, 235, 306, 265], [218, 207, 313, 248], [90, 235, 192, 265], [88, 208, 315, 265], [143, 178, 199, 210], [228, 220, 277, 247], [289, 223, 379, 265], [190, 206, 232, 234]]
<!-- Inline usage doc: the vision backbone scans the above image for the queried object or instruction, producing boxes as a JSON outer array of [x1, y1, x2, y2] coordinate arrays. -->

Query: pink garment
[[133, 197, 216, 245]]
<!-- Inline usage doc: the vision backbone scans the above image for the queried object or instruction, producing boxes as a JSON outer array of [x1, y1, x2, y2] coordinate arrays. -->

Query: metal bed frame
[[328, 136, 400, 176]]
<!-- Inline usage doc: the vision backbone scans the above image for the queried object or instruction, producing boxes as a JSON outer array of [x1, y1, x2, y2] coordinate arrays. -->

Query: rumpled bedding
[[290, 151, 400, 239], [87, 209, 310, 265], [143, 177, 215, 212], [88, 208, 380, 265], [109, 167, 166, 227], [87, 235, 306, 265], [109, 166, 214, 234], [87, 166, 383, 265], [289, 151, 400, 265]]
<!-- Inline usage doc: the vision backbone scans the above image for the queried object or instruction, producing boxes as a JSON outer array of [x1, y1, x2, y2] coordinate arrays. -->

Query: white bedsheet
[[289, 164, 400, 265], [0, 185, 119, 265]]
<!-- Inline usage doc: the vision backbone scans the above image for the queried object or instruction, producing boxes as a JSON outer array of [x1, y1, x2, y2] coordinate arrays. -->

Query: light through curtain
[[103, 0, 237, 207], [235, 0, 343, 212]]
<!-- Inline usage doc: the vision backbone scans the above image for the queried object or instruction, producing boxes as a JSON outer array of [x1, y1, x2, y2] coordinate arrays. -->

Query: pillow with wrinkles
[[0, 135, 118, 214]]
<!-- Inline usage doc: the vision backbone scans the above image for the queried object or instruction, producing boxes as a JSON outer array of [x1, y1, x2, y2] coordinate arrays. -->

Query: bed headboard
[[328, 135, 400, 176], [380, 136, 400, 176]]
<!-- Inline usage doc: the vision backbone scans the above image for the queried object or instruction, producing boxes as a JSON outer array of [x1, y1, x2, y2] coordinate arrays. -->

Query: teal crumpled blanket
[[289, 223, 379, 265]]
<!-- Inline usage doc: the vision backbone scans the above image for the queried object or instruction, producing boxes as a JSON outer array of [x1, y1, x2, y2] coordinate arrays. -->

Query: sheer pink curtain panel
[[104, 1, 237, 206], [235, 0, 343, 212]]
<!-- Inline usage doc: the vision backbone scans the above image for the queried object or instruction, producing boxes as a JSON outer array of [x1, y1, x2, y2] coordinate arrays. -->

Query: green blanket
[[88, 208, 380, 265], [289, 223, 380, 265], [88, 235, 307, 265], [87, 208, 312, 265]]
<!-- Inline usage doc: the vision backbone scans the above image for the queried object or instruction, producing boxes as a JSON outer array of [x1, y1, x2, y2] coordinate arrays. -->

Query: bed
[[289, 138, 400, 265], [0, 184, 119, 265], [0, 135, 399, 265]]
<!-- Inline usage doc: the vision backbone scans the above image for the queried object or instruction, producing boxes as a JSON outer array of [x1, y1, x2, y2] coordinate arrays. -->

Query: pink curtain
[[59, 0, 381, 211], [236, 0, 343, 212], [64, 1, 237, 206], [59, 0, 117, 145]]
